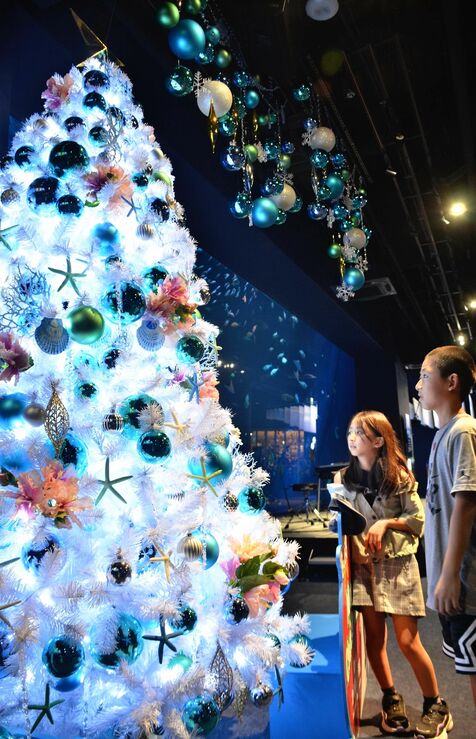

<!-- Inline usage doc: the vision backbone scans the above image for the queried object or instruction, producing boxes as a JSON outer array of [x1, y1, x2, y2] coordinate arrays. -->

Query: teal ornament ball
[[307, 203, 327, 220], [90, 613, 143, 670], [343, 267, 365, 291], [206, 26, 220, 45], [244, 89, 260, 109], [27, 176, 61, 215], [263, 141, 280, 160], [156, 2, 180, 27], [221, 145, 245, 171], [275, 208, 287, 225], [333, 204, 349, 220], [49, 141, 90, 177], [215, 48, 232, 68], [323, 173, 345, 201], [310, 149, 328, 168], [293, 84, 311, 102], [190, 530, 219, 569], [42, 635, 85, 692], [21, 534, 60, 573], [88, 125, 108, 146], [288, 195, 303, 213], [137, 430, 171, 463], [233, 70, 252, 88], [238, 486, 266, 514], [168, 19, 206, 60], [0, 393, 28, 429], [59, 433, 88, 475], [101, 281, 146, 324], [166, 65, 194, 96], [218, 113, 237, 137], [119, 394, 158, 439], [251, 198, 279, 228], [182, 694, 220, 736], [318, 184, 332, 201], [176, 335, 205, 364], [57, 194, 83, 217], [195, 43, 215, 64], [170, 604, 197, 633], [330, 152, 347, 168], [229, 191, 252, 219], [352, 193, 367, 208], [188, 442, 233, 487], [143, 264, 168, 291], [339, 217, 353, 232], [65, 305, 105, 344], [92, 222, 120, 255]]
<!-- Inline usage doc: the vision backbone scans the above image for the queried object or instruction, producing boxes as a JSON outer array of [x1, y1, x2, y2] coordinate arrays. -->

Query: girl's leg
[[391, 614, 439, 696], [362, 606, 394, 688]]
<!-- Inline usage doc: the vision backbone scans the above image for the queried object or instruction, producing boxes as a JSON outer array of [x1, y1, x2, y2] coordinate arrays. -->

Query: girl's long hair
[[342, 410, 414, 497]]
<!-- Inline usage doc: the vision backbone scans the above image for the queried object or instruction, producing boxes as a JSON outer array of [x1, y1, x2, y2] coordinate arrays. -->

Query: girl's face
[[347, 422, 383, 460]]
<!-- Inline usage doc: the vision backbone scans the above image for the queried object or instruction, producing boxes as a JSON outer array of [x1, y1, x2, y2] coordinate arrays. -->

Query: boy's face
[[415, 355, 454, 410]]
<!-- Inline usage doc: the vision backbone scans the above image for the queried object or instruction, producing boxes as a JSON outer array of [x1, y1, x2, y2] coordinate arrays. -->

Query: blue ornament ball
[[229, 192, 252, 219], [101, 281, 146, 325], [182, 694, 220, 736], [343, 267, 365, 291], [233, 71, 252, 88], [58, 433, 88, 475], [0, 623, 16, 679], [263, 141, 280, 160], [206, 26, 221, 45], [170, 604, 197, 633], [168, 19, 206, 60], [84, 70, 110, 90], [221, 145, 245, 171], [195, 43, 215, 65], [288, 195, 303, 213], [88, 125, 109, 147], [310, 149, 328, 168], [90, 613, 143, 670], [238, 486, 266, 514], [166, 65, 194, 96], [323, 173, 345, 201], [251, 197, 279, 228], [293, 84, 311, 102], [83, 91, 107, 111], [304, 117, 317, 130], [119, 394, 159, 439], [137, 430, 171, 463], [91, 222, 120, 256], [14, 145, 35, 168], [244, 89, 260, 109], [190, 529, 220, 569], [281, 141, 295, 154], [42, 635, 85, 692], [0, 393, 29, 429], [307, 203, 327, 220], [330, 152, 347, 168], [333, 204, 349, 220], [188, 442, 233, 487], [176, 335, 205, 364], [27, 176, 61, 215], [49, 140, 90, 177], [21, 534, 61, 573], [56, 194, 83, 217]]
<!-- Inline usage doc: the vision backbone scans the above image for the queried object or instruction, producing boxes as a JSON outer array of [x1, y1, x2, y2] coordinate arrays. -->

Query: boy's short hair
[[427, 345, 476, 401]]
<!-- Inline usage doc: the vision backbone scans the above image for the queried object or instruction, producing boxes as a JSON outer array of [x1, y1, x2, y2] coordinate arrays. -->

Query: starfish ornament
[[186, 457, 222, 497], [48, 256, 87, 295], [96, 457, 133, 505], [121, 195, 139, 219], [187, 368, 205, 403], [149, 543, 175, 583], [143, 616, 184, 664], [28, 683, 65, 733], [163, 409, 189, 438]]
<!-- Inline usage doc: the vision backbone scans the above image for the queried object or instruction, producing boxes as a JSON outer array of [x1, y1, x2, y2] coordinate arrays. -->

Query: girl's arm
[[366, 480, 424, 552]]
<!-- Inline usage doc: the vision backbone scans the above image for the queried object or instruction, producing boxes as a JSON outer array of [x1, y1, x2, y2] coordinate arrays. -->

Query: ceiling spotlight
[[456, 333, 467, 346], [385, 168, 397, 176], [395, 133, 405, 141], [305, 0, 339, 21], [469, 299, 476, 309], [441, 215, 450, 224], [448, 201, 467, 218]]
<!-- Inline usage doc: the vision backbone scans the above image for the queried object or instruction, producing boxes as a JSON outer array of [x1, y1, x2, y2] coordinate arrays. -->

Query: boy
[[416, 345, 476, 716]]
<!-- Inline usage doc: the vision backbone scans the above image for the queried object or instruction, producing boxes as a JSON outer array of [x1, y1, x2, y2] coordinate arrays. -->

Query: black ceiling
[[1, 0, 475, 365]]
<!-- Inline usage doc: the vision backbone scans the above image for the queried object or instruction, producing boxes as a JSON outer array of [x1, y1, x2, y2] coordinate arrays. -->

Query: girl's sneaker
[[381, 691, 410, 734], [414, 699, 453, 738]]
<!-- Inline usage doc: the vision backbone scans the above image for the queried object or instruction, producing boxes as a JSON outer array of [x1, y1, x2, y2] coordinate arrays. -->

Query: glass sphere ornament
[[88, 125, 109, 146], [286, 561, 300, 581], [270, 183, 297, 211], [182, 695, 220, 736], [309, 126, 336, 152], [64, 115, 84, 132], [119, 394, 157, 439], [343, 226, 367, 250], [310, 149, 329, 168], [102, 412, 124, 432], [352, 193, 367, 208], [238, 486, 266, 514], [0, 187, 20, 207], [108, 554, 132, 585], [275, 208, 287, 225], [84, 69, 110, 89], [323, 173, 345, 201], [166, 64, 194, 96], [330, 152, 347, 168], [56, 194, 83, 217], [318, 184, 332, 201], [229, 191, 252, 219], [288, 195, 303, 213], [263, 141, 280, 161], [195, 43, 215, 64], [83, 91, 107, 111], [137, 430, 172, 463], [218, 113, 237, 137], [281, 141, 295, 154], [157, 1, 180, 27], [176, 335, 205, 364], [219, 491, 238, 512], [65, 305, 105, 344], [328, 242, 342, 259], [75, 381, 98, 400], [27, 176, 61, 215], [132, 172, 149, 189], [168, 651, 193, 672], [197, 80, 233, 117], [170, 604, 197, 633], [307, 203, 327, 220], [91, 222, 120, 255], [190, 529, 219, 569], [251, 197, 279, 228], [343, 267, 365, 291], [0, 154, 13, 170], [221, 144, 245, 171], [293, 84, 311, 102], [49, 140, 90, 177], [183, 0, 205, 12], [59, 433, 88, 475], [23, 401, 45, 426], [0, 392, 29, 429], [42, 635, 85, 692], [339, 217, 353, 232], [215, 48, 232, 68], [0, 623, 16, 679], [142, 264, 168, 291], [251, 682, 274, 707], [103, 347, 121, 370], [206, 26, 221, 45], [150, 197, 170, 221], [224, 594, 249, 624], [90, 613, 144, 669], [168, 19, 206, 60], [101, 281, 146, 325], [333, 204, 348, 220], [35, 317, 69, 354], [188, 442, 233, 486], [14, 145, 35, 168], [21, 534, 61, 573]]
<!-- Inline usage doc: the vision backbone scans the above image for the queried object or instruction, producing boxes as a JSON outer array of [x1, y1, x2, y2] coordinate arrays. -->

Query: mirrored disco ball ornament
[[58, 433, 88, 475], [119, 394, 159, 439], [238, 486, 266, 514], [83, 69, 110, 89], [42, 635, 85, 692], [90, 613, 143, 669], [182, 694, 220, 736], [27, 176, 61, 215], [49, 140, 90, 177], [21, 534, 61, 572], [166, 65, 194, 96], [137, 430, 171, 463], [101, 281, 146, 325], [176, 335, 205, 364]]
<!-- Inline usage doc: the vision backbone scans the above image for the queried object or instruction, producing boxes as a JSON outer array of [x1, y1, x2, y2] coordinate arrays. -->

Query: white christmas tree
[[0, 59, 312, 738]]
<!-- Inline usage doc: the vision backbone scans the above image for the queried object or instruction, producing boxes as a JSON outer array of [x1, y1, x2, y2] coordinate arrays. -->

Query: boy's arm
[[434, 491, 476, 614]]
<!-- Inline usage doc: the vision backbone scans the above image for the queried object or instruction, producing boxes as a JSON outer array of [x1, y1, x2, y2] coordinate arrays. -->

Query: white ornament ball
[[343, 227, 367, 250], [197, 80, 233, 118], [309, 126, 336, 152], [270, 183, 297, 212], [305, 0, 339, 21]]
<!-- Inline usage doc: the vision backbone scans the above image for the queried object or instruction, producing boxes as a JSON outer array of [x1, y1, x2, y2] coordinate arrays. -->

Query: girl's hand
[[364, 520, 388, 552]]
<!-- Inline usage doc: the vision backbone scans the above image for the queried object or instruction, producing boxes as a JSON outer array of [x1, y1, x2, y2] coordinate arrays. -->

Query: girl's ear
[[374, 436, 384, 449]]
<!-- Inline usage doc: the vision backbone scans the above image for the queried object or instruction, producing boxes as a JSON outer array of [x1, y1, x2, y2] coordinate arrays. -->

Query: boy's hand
[[434, 572, 461, 614], [365, 520, 388, 552]]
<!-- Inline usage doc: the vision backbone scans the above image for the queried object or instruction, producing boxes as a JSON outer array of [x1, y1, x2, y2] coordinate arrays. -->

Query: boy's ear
[[447, 372, 459, 392]]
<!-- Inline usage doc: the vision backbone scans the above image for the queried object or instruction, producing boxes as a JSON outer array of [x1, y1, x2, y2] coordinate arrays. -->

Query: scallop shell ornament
[[34, 318, 69, 354], [136, 318, 165, 351]]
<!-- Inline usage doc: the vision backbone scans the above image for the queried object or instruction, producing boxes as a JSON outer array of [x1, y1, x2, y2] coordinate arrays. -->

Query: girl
[[334, 411, 452, 738]]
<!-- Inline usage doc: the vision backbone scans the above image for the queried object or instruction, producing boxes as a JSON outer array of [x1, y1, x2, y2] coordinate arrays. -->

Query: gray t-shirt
[[425, 413, 476, 614]]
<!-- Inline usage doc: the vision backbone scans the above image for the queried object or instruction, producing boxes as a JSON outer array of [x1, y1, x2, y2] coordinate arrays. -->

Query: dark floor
[[283, 569, 475, 739]]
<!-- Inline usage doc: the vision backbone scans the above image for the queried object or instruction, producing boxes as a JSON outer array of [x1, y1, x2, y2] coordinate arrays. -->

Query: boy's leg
[[439, 612, 476, 702], [471, 675, 476, 707]]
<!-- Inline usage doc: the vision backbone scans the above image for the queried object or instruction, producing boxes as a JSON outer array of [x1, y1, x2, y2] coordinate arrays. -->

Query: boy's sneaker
[[381, 692, 410, 734], [414, 699, 453, 738]]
